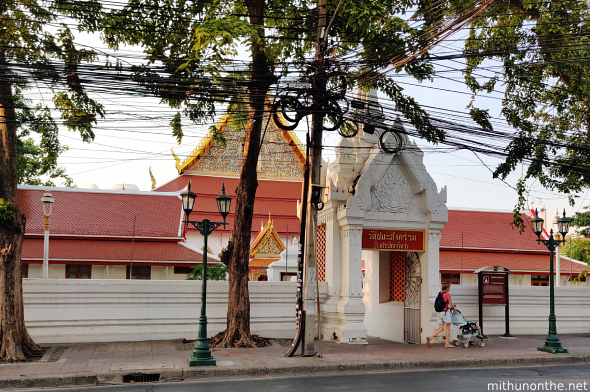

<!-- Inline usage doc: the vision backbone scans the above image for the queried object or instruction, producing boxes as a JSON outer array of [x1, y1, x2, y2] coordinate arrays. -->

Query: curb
[[181, 354, 590, 380], [0, 355, 588, 389]]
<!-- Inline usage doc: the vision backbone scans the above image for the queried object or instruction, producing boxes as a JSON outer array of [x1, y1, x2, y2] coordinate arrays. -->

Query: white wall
[[446, 285, 590, 335], [23, 279, 327, 344], [363, 251, 405, 342]]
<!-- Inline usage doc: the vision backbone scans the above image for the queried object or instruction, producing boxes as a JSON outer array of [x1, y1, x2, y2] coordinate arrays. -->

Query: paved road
[[18, 364, 590, 392]]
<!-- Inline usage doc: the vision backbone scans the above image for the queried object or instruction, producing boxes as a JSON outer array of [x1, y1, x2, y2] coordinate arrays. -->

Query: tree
[[0, 0, 105, 361], [570, 207, 590, 238], [444, 0, 590, 229], [100, 0, 446, 347], [186, 264, 228, 281], [15, 90, 74, 187], [561, 235, 590, 283]]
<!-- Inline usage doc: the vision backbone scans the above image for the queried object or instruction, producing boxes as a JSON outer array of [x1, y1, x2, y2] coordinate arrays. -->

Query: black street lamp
[[181, 180, 231, 367], [530, 208, 571, 354]]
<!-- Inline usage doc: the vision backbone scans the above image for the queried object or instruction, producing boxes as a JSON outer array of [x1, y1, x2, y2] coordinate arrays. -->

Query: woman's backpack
[[434, 291, 448, 312]]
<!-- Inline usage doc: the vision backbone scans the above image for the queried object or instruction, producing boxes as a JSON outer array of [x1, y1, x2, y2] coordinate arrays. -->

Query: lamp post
[[530, 208, 571, 354], [41, 190, 54, 279], [181, 180, 231, 367]]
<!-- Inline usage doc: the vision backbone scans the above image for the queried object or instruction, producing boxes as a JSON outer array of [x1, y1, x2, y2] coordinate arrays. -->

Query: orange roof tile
[[22, 238, 218, 263], [17, 187, 183, 239], [441, 210, 547, 252], [154, 175, 302, 234]]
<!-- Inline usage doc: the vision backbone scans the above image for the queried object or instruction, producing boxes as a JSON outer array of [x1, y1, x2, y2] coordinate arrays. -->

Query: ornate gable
[[174, 111, 306, 181], [249, 216, 286, 261]]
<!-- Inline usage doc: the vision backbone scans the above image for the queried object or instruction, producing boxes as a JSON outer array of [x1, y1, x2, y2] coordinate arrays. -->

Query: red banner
[[362, 229, 425, 252]]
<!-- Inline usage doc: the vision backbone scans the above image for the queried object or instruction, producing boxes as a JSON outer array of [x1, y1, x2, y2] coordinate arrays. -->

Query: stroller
[[451, 310, 485, 348]]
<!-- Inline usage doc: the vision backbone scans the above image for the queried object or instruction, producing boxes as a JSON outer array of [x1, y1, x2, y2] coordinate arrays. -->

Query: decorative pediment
[[173, 109, 306, 181], [249, 216, 286, 259], [342, 120, 447, 222]]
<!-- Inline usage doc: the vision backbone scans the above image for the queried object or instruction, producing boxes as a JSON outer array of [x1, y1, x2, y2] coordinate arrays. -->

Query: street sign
[[482, 273, 507, 305], [362, 229, 425, 252]]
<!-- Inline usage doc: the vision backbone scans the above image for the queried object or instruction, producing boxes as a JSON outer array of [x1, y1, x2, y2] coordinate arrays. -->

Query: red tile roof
[[17, 187, 183, 238], [441, 210, 547, 252], [440, 250, 586, 274], [155, 175, 302, 234], [22, 238, 218, 263]]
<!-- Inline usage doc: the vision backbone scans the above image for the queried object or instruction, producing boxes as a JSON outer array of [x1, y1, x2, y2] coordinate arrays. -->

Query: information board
[[362, 229, 425, 252], [482, 273, 507, 305]]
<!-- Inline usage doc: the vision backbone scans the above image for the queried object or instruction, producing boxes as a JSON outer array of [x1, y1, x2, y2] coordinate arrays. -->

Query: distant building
[[17, 186, 216, 280], [439, 209, 588, 287]]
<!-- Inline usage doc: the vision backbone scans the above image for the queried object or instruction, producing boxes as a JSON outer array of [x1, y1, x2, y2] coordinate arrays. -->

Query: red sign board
[[482, 273, 507, 305], [362, 229, 425, 252]]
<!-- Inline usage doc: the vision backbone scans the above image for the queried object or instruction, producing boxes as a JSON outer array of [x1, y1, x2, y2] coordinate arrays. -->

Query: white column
[[319, 205, 341, 340], [43, 215, 50, 279], [334, 225, 367, 344], [427, 230, 442, 298], [322, 207, 340, 295], [423, 230, 442, 342]]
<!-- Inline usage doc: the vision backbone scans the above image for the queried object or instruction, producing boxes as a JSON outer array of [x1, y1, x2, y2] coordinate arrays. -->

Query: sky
[[20, 14, 590, 230]]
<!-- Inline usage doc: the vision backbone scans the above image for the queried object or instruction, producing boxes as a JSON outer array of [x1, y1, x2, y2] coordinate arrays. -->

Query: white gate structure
[[318, 102, 448, 345]]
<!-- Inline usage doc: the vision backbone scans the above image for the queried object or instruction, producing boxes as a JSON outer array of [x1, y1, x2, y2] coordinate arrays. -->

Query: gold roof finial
[[171, 149, 181, 173], [149, 166, 157, 190]]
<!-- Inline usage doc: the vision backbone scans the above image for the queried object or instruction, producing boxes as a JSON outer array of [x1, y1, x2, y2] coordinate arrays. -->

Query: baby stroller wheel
[[454, 340, 461, 346], [463, 342, 469, 348], [478, 340, 486, 347]]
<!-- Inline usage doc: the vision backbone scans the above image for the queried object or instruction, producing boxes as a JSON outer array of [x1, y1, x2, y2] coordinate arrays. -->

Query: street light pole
[[41, 191, 54, 279], [530, 209, 571, 354], [182, 181, 231, 367]]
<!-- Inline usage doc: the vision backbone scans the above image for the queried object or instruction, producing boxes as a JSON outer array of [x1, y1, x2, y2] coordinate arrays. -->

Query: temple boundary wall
[[22, 280, 590, 344], [448, 285, 590, 335], [23, 279, 327, 344]]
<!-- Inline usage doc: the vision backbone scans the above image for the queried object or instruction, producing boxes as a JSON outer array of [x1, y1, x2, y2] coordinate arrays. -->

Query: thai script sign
[[362, 229, 425, 252], [482, 273, 507, 305]]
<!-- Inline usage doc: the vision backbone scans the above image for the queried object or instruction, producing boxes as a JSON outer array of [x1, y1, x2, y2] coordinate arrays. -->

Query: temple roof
[[173, 112, 306, 181], [249, 216, 286, 262]]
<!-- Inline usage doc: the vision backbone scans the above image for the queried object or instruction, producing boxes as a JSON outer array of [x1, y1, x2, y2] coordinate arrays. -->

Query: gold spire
[[171, 148, 181, 172], [149, 166, 157, 190]]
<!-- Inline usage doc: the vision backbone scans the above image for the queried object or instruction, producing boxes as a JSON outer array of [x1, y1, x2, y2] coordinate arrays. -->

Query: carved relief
[[429, 231, 442, 244], [340, 227, 362, 239], [369, 163, 420, 214]]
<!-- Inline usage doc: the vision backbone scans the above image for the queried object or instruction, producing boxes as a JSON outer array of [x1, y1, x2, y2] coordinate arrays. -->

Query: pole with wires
[[301, 0, 328, 357]]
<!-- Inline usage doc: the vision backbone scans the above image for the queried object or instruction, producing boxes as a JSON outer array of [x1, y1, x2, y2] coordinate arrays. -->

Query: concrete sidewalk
[[2, 334, 590, 390]]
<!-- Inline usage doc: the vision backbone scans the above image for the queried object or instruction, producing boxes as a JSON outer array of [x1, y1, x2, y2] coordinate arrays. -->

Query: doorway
[[404, 252, 421, 343]]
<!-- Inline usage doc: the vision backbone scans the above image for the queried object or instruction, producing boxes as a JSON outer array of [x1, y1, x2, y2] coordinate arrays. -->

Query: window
[[531, 275, 549, 286], [22, 263, 29, 279], [127, 266, 151, 279], [174, 266, 192, 274], [66, 264, 91, 279], [441, 273, 460, 285]]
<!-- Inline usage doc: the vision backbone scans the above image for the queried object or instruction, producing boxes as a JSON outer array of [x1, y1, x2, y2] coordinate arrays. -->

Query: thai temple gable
[[249, 216, 286, 261], [173, 110, 306, 181]]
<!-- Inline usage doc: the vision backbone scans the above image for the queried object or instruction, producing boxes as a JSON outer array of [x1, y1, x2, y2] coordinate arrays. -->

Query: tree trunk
[[214, 0, 273, 348], [0, 53, 44, 361]]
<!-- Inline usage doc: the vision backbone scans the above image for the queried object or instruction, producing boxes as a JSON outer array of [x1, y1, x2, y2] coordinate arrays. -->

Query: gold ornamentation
[[177, 107, 305, 179], [149, 166, 157, 190], [249, 216, 286, 259], [171, 149, 181, 172]]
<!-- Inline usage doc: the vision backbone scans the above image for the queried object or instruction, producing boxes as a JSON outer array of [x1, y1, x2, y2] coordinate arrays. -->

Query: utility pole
[[302, 0, 328, 356]]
